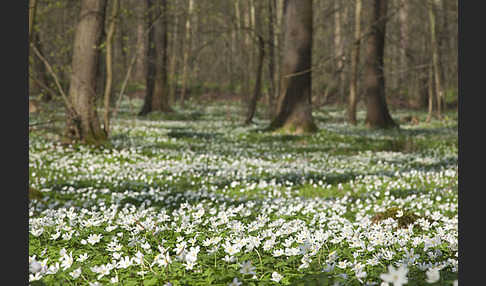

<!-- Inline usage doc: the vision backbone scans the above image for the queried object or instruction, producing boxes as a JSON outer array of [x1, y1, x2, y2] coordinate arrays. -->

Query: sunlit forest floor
[[29, 98, 458, 285]]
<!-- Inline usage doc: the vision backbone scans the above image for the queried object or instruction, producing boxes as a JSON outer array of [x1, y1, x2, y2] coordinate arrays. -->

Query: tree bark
[[67, 0, 108, 144], [267, 0, 276, 117], [180, 0, 194, 108], [133, 0, 148, 83], [244, 3, 265, 125], [269, 0, 317, 134], [169, 9, 179, 105], [139, 0, 156, 116], [29, 0, 37, 43], [103, 0, 119, 135], [347, 0, 362, 125], [334, 0, 345, 104], [364, 0, 397, 129], [151, 0, 172, 112], [428, 0, 444, 118]]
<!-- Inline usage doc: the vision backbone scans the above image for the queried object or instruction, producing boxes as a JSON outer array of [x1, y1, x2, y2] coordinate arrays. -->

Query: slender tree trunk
[[67, 0, 108, 144], [364, 0, 397, 129], [426, 64, 434, 122], [103, 0, 119, 135], [334, 0, 345, 104], [274, 0, 284, 105], [31, 33, 53, 102], [347, 0, 362, 125], [245, 3, 265, 125], [428, 0, 444, 118], [169, 10, 179, 105], [269, 0, 317, 134], [267, 0, 276, 117], [180, 0, 194, 108], [29, 0, 37, 43], [139, 0, 156, 116]]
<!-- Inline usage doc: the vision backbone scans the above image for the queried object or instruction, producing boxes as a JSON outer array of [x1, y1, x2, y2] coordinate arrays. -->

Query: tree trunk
[[244, 3, 265, 125], [67, 0, 108, 144], [269, 0, 317, 134], [267, 0, 276, 117], [169, 10, 179, 105], [274, 0, 284, 106], [139, 0, 156, 116], [347, 0, 362, 125], [133, 0, 148, 84], [103, 0, 119, 135], [428, 0, 444, 118], [334, 0, 345, 104], [398, 0, 409, 90], [180, 0, 194, 108], [29, 0, 37, 43], [151, 0, 172, 112], [426, 64, 434, 122], [364, 0, 397, 129]]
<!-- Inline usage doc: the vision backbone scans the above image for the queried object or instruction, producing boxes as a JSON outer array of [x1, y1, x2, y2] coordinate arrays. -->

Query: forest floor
[[29, 98, 458, 285]]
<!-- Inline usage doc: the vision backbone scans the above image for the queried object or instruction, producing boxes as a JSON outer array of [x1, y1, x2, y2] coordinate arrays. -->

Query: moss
[[29, 187, 44, 201], [275, 120, 318, 135], [371, 206, 421, 228]]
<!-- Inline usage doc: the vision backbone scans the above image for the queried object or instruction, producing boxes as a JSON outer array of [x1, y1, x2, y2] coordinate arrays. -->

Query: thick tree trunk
[[133, 0, 148, 83], [269, 0, 317, 134], [364, 0, 397, 129], [139, 0, 156, 116], [151, 0, 172, 113], [67, 0, 108, 144], [347, 0, 362, 125]]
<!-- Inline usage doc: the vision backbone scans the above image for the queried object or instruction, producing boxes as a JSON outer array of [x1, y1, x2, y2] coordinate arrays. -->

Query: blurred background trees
[[29, 0, 458, 141]]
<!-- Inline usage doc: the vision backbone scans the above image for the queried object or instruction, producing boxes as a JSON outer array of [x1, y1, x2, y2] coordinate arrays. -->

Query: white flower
[[228, 277, 242, 286], [46, 262, 60, 275], [425, 267, 440, 283], [50, 231, 61, 240], [240, 260, 256, 275], [271, 271, 283, 282], [69, 268, 82, 279], [117, 256, 133, 269], [110, 275, 119, 283], [380, 264, 408, 286], [77, 253, 89, 262], [223, 255, 236, 263], [453, 280, 458, 286], [153, 252, 172, 268], [29, 272, 43, 282], [30, 227, 44, 237], [87, 233, 103, 245], [60, 251, 74, 270]]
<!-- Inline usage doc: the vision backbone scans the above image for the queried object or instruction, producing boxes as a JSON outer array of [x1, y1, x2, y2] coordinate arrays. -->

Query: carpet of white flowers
[[29, 100, 458, 286]]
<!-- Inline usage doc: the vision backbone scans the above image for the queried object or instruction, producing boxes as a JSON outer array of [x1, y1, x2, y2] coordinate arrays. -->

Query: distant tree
[[269, 0, 317, 134], [347, 0, 362, 125], [363, 0, 397, 129], [66, 0, 107, 144], [139, 0, 172, 115], [244, 0, 265, 125]]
